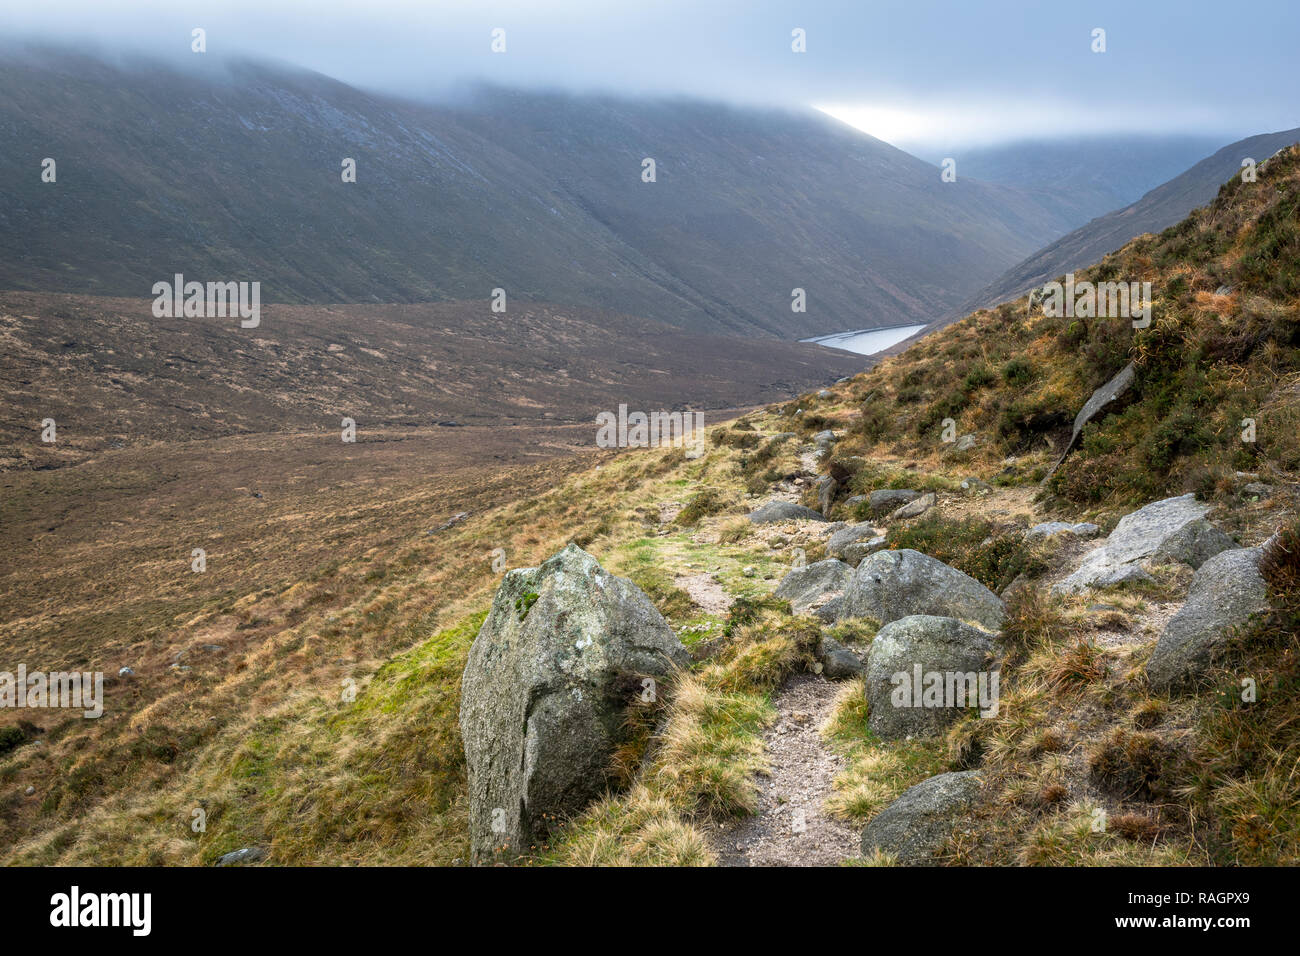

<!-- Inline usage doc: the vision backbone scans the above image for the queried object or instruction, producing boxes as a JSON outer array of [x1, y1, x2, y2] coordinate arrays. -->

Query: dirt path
[[674, 571, 734, 616], [713, 673, 860, 866]]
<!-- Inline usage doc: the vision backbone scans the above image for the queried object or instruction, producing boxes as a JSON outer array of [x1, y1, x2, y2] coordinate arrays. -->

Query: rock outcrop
[[868, 489, 920, 515], [1043, 362, 1136, 481], [1054, 494, 1229, 593], [459, 544, 688, 863], [841, 549, 1005, 631], [774, 558, 852, 616], [890, 492, 936, 521], [842, 536, 888, 565], [1150, 518, 1236, 569], [864, 615, 997, 738], [860, 771, 982, 864], [1147, 547, 1270, 691], [749, 500, 829, 524], [827, 522, 881, 559]]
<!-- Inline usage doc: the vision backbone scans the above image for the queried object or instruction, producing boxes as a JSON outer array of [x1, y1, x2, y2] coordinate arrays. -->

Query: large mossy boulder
[[864, 615, 997, 739], [1147, 547, 1270, 691], [459, 544, 688, 863], [841, 549, 1005, 631]]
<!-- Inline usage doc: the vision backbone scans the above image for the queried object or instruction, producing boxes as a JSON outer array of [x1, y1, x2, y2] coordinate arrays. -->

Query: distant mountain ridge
[[920, 134, 1227, 229], [1, 47, 1112, 340]]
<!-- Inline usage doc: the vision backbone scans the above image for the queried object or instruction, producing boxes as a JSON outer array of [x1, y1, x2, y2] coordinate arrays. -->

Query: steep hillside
[[828, 144, 1300, 505], [931, 128, 1300, 334], [1, 48, 1093, 339], [3, 147, 1295, 868]]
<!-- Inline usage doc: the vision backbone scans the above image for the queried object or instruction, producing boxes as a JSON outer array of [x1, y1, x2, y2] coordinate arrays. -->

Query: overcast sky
[[4, 0, 1297, 150]]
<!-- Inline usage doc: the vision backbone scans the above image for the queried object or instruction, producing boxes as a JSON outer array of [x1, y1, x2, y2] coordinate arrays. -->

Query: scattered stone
[[813, 430, 837, 447], [118, 667, 134, 678], [868, 489, 920, 514], [215, 847, 268, 866], [742, 566, 757, 577], [953, 434, 977, 452], [817, 389, 833, 399], [816, 635, 865, 679], [1043, 363, 1136, 481], [25, 786, 35, 796], [841, 549, 1005, 631], [860, 771, 982, 864], [842, 537, 888, 566], [749, 500, 829, 524], [864, 615, 996, 738], [828, 523, 881, 559], [1240, 482, 1273, 499], [1054, 494, 1221, 593], [1147, 547, 1270, 691], [460, 544, 689, 863], [844, 494, 867, 510], [959, 477, 992, 497], [817, 476, 838, 516], [774, 559, 853, 616], [889, 492, 936, 521]]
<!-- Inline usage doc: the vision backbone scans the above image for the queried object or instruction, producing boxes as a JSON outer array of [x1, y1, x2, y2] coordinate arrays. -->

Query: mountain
[[0, 47, 1099, 339], [916, 135, 1227, 230], [941, 129, 1300, 324]]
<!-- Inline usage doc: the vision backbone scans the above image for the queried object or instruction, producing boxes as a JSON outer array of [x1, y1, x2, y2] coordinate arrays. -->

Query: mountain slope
[[1, 47, 1094, 339], [941, 128, 1300, 326], [808, 145, 1300, 507], [924, 135, 1228, 230]]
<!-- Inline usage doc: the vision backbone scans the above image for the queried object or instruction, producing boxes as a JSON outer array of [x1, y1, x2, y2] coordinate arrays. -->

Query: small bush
[[676, 489, 727, 526], [1088, 729, 1173, 800]]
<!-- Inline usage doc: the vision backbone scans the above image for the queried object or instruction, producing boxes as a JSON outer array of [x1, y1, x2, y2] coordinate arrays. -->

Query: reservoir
[[802, 323, 928, 356]]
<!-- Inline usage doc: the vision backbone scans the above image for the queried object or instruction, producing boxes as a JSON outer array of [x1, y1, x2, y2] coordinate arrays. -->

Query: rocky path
[[713, 673, 860, 866]]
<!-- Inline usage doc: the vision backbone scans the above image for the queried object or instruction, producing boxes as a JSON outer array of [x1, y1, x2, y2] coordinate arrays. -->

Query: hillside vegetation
[[3, 148, 1297, 868], [945, 128, 1300, 323], [830, 144, 1300, 507]]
